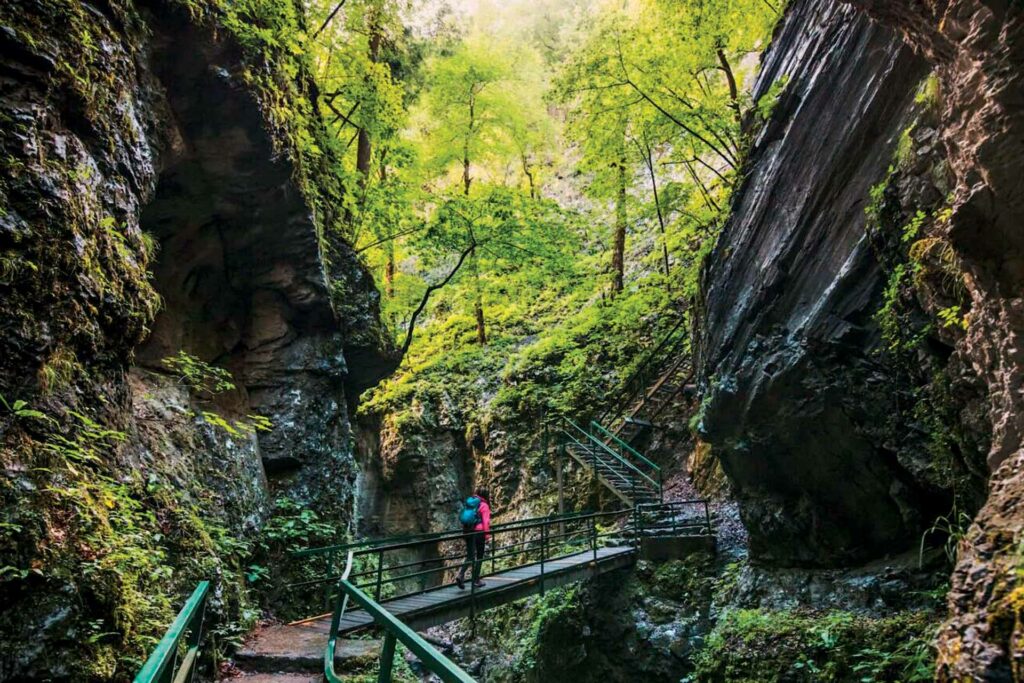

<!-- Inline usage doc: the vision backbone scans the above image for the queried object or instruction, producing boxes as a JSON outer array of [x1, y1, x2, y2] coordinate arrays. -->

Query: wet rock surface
[[835, 1, 1024, 679], [696, 0, 936, 565]]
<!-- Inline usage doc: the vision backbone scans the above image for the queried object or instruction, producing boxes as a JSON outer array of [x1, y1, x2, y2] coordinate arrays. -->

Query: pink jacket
[[474, 498, 491, 539]]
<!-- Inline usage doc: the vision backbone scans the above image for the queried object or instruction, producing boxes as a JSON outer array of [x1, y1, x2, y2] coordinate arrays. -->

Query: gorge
[[1, 0, 1022, 681]]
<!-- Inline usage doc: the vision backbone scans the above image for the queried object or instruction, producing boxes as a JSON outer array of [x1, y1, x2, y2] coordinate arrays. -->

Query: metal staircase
[[559, 312, 694, 505], [560, 419, 662, 505], [595, 315, 694, 450]]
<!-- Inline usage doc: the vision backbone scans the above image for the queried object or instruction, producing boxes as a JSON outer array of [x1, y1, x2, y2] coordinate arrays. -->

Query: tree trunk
[[355, 29, 382, 190], [465, 90, 484, 343], [717, 47, 742, 125], [611, 156, 627, 295], [645, 149, 671, 289], [384, 242, 395, 298], [522, 154, 536, 199]]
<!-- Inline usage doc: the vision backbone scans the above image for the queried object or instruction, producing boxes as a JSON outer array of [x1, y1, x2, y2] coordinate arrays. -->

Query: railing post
[[375, 550, 384, 602], [658, 470, 664, 504], [469, 573, 477, 630], [557, 445, 566, 537], [704, 501, 711, 535], [325, 552, 335, 611], [590, 515, 597, 562], [377, 631, 397, 683], [540, 522, 546, 595], [185, 598, 207, 683]]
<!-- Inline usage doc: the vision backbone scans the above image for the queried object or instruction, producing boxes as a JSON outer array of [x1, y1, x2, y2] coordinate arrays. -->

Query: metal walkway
[[268, 545, 633, 643]]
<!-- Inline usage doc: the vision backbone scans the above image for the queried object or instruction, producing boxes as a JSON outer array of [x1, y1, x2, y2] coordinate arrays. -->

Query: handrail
[[590, 420, 660, 474], [325, 552, 474, 683], [561, 427, 646, 487], [134, 581, 210, 683], [322, 509, 643, 683], [562, 418, 660, 492], [596, 313, 689, 424], [293, 509, 601, 559]]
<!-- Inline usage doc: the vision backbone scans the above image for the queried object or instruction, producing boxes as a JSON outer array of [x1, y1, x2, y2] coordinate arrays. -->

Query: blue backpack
[[459, 496, 482, 529]]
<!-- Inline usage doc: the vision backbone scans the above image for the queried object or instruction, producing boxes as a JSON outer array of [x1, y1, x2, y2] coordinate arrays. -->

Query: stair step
[[235, 625, 380, 673], [230, 674, 322, 683]]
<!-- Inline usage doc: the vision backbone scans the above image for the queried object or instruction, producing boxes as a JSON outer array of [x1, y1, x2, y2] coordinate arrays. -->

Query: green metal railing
[[133, 581, 210, 683], [635, 500, 713, 537], [326, 553, 475, 683], [561, 418, 662, 501], [596, 314, 690, 427], [590, 420, 663, 497], [287, 508, 620, 609], [323, 507, 642, 682]]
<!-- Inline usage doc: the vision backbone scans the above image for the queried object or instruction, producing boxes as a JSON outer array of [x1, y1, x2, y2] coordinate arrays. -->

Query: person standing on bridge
[[455, 488, 491, 590]]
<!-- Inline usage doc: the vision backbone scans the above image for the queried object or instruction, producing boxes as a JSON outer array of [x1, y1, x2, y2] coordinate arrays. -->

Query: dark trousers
[[458, 531, 486, 582]]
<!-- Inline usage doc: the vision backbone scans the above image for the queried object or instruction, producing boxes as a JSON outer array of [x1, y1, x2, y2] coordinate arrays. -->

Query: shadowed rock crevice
[[129, 6, 393, 508]]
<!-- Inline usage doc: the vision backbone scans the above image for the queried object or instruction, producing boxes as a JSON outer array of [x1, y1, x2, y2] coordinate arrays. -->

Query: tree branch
[[313, 0, 348, 40], [356, 224, 428, 253], [399, 243, 476, 358]]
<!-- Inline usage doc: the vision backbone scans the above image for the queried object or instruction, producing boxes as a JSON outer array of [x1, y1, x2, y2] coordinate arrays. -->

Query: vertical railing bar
[[540, 522, 547, 596], [377, 631, 397, 683], [375, 550, 384, 602], [185, 599, 206, 683]]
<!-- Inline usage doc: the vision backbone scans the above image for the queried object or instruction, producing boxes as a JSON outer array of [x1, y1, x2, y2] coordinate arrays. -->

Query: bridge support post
[[590, 516, 597, 562], [375, 551, 384, 602], [377, 631, 397, 683], [540, 523, 547, 596], [556, 446, 565, 537]]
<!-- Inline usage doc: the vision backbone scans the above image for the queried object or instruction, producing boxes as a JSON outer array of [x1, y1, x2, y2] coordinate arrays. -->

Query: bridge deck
[[267, 546, 634, 648]]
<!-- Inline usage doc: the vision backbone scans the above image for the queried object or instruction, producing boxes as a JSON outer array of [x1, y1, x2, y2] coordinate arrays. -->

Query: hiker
[[455, 488, 491, 590]]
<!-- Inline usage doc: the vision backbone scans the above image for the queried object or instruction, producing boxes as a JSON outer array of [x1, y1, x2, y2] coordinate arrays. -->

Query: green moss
[[0, 402, 259, 678], [692, 607, 938, 682]]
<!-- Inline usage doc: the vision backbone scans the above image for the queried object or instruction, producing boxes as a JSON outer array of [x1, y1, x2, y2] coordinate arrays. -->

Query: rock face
[[0, 0, 394, 676], [836, 1, 1024, 679], [696, 0, 941, 565]]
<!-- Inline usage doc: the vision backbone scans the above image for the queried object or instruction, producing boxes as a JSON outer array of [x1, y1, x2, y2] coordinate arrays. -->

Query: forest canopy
[[305, 0, 781, 418]]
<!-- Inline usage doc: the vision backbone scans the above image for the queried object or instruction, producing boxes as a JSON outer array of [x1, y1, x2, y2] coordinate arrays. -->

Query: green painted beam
[[134, 581, 209, 683]]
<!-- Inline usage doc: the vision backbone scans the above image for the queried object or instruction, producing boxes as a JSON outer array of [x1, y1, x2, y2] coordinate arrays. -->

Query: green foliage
[[260, 497, 335, 550], [161, 351, 236, 395], [0, 400, 258, 678], [0, 393, 47, 420], [755, 75, 791, 122], [914, 73, 941, 112], [692, 607, 938, 682], [920, 508, 974, 567]]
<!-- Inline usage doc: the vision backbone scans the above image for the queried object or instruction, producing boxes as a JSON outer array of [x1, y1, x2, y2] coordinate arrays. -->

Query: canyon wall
[[0, 0, 394, 676], [700, 0, 1024, 676], [840, 1, 1024, 679], [695, 0, 977, 565]]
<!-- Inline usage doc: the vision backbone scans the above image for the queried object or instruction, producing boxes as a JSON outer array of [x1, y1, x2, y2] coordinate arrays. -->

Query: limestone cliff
[[839, 1, 1024, 679], [695, 0, 986, 565]]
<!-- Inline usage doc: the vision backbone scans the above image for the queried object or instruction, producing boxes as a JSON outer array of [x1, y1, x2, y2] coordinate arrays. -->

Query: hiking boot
[[455, 574, 465, 590], [473, 580, 486, 588]]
